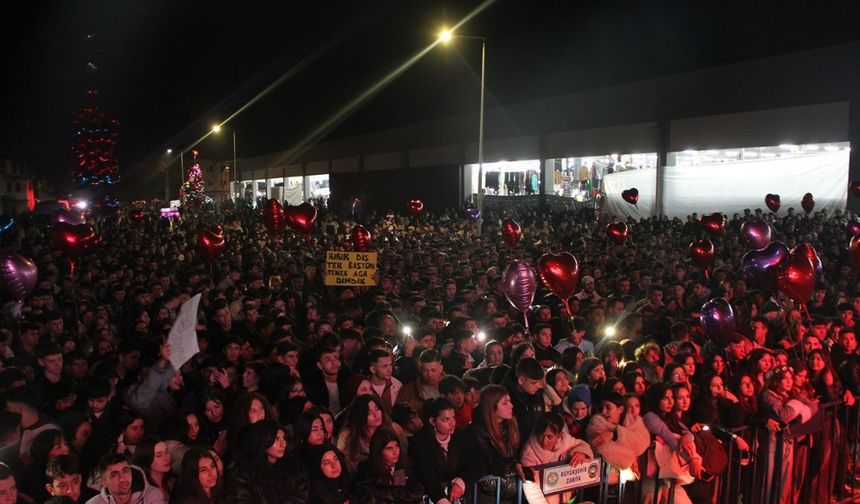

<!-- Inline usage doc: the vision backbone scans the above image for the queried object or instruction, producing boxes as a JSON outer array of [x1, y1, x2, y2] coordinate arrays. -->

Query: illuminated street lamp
[[438, 28, 486, 230], [163, 148, 174, 201], [212, 124, 238, 201]]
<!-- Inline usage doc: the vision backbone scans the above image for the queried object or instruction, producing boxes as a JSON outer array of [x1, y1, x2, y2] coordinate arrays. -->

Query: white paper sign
[[167, 294, 201, 370]]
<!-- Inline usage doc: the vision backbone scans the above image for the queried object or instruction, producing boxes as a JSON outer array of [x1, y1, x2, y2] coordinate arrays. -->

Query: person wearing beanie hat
[[574, 276, 603, 307], [567, 383, 592, 410], [577, 356, 607, 390], [566, 384, 593, 438]]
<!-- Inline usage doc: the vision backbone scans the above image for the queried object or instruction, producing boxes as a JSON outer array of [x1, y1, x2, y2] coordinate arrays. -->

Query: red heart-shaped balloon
[[350, 225, 371, 252], [262, 199, 286, 234], [407, 199, 424, 216], [801, 193, 815, 215], [765, 194, 781, 213], [605, 222, 629, 245], [130, 209, 145, 221], [284, 203, 317, 234], [777, 248, 815, 304], [851, 180, 860, 198], [688, 239, 715, 269], [847, 220, 860, 237], [700, 213, 726, 236], [621, 188, 639, 206], [537, 252, 580, 300], [851, 236, 860, 272], [791, 243, 822, 279], [501, 218, 522, 248], [197, 225, 225, 262], [51, 223, 99, 259]]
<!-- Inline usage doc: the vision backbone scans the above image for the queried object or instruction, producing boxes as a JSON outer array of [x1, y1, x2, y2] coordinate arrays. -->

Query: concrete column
[[849, 101, 860, 215], [539, 134, 551, 210], [656, 120, 671, 217]]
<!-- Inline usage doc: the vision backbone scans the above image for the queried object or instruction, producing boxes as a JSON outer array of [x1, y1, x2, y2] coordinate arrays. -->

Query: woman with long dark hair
[[133, 436, 175, 502], [467, 384, 522, 502], [759, 365, 818, 504], [225, 392, 276, 454], [307, 443, 352, 504], [410, 398, 480, 504], [199, 387, 229, 454], [354, 428, 424, 504], [224, 420, 308, 503], [19, 429, 70, 503], [294, 411, 326, 463], [642, 382, 702, 504], [335, 395, 406, 473], [171, 447, 224, 504]]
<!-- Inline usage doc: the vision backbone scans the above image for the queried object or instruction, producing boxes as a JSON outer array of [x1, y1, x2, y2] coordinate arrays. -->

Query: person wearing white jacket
[[586, 391, 650, 485], [520, 412, 594, 504]]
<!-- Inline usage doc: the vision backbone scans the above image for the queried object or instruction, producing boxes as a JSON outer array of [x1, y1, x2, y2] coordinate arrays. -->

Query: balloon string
[[16, 301, 22, 341], [704, 268, 710, 280], [800, 303, 811, 326], [774, 291, 786, 313], [523, 310, 530, 333], [563, 299, 572, 320]]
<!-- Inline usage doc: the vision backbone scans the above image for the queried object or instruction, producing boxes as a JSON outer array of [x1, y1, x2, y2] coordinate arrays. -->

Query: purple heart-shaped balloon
[[741, 241, 788, 293], [0, 251, 38, 303], [848, 220, 860, 237], [465, 207, 481, 222], [740, 219, 772, 250], [699, 297, 736, 346]]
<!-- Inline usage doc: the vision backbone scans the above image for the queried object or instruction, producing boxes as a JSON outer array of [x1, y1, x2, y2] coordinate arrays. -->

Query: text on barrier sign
[[324, 251, 378, 286], [539, 458, 602, 495]]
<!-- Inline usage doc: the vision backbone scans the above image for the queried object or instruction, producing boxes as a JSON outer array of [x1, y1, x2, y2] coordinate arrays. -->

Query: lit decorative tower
[[71, 33, 119, 187]]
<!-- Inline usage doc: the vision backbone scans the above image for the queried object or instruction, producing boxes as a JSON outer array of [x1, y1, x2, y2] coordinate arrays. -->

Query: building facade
[[236, 41, 860, 215]]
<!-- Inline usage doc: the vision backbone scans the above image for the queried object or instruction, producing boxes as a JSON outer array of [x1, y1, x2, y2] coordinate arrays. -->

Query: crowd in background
[[0, 198, 858, 504]]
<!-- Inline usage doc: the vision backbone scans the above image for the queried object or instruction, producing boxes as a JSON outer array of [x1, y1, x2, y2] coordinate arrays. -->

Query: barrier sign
[[538, 458, 602, 495], [324, 251, 378, 286]]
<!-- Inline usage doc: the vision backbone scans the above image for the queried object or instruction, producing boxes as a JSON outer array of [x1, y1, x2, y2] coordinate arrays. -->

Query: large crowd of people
[[0, 198, 858, 504]]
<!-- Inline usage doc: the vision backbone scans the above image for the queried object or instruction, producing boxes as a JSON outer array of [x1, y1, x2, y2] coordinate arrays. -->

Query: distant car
[[32, 200, 70, 225]]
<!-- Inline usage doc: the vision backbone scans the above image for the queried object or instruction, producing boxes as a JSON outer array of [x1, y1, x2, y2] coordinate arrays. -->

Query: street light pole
[[438, 30, 487, 233], [164, 148, 173, 202], [232, 131, 238, 202], [477, 39, 486, 234]]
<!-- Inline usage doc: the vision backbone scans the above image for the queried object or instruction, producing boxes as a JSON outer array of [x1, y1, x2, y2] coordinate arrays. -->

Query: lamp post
[[164, 148, 172, 201], [212, 124, 238, 202], [438, 29, 486, 232]]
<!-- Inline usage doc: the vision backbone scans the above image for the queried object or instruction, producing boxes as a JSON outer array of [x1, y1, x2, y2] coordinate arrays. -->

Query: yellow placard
[[324, 251, 378, 286]]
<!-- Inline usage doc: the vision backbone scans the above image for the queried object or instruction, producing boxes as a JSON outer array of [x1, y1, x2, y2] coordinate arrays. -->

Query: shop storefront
[[464, 160, 541, 196], [234, 174, 328, 207]]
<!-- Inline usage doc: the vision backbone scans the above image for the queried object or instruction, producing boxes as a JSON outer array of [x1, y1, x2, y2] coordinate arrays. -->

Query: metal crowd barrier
[[465, 400, 860, 504]]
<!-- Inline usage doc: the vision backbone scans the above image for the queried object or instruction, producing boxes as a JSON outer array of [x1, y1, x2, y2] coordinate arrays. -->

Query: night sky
[[3, 0, 860, 198]]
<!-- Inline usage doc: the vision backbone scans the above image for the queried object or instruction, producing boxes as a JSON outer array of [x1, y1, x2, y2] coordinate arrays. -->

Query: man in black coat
[[502, 357, 546, 441], [409, 398, 481, 504]]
